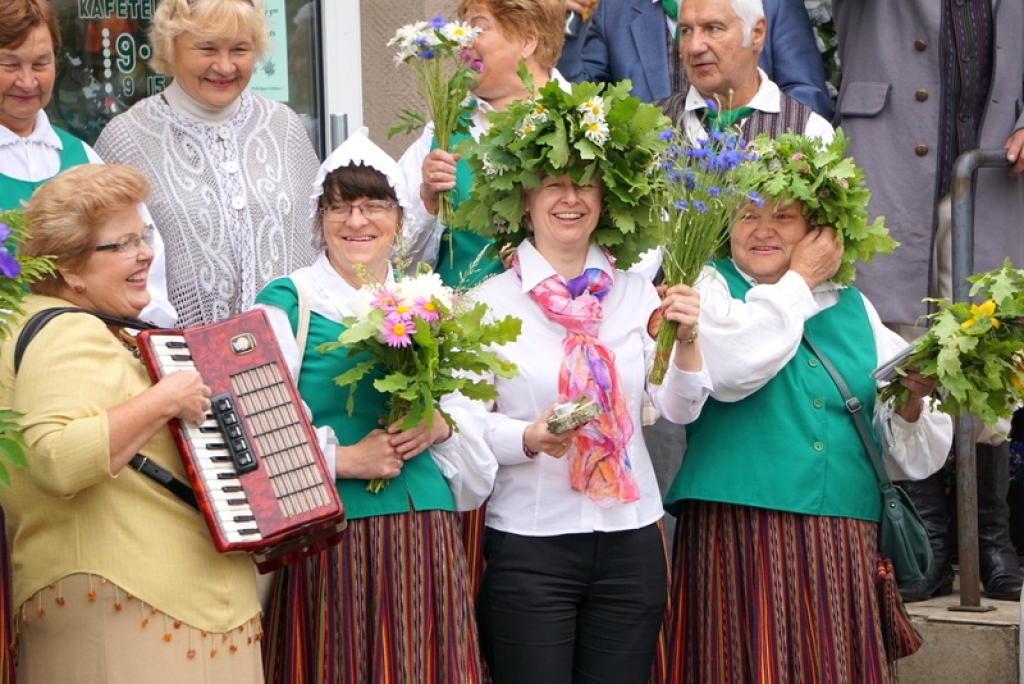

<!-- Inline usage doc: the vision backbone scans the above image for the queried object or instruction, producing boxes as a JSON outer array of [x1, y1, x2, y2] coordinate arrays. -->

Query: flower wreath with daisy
[[742, 129, 898, 285], [453, 71, 674, 269]]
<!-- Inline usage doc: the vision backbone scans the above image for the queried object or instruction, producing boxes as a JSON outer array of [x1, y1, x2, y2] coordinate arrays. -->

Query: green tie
[[702, 106, 755, 131], [662, 0, 679, 39]]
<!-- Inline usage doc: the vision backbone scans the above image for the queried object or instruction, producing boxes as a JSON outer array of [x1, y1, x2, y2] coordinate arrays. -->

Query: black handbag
[[802, 335, 933, 585]]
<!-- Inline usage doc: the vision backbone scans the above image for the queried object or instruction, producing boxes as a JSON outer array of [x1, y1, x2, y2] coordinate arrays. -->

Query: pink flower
[[371, 287, 400, 314], [413, 296, 441, 322], [460, 49, 483, 73], [382, 314, 416, 347], [791, 153, 804, 161]]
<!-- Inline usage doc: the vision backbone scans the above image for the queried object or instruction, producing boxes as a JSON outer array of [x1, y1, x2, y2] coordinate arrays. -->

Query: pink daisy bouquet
[[319, 269, 521, 492]]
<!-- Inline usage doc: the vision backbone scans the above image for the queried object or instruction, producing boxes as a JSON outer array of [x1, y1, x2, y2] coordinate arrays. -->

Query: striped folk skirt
[[262, 509, 483, 684], [666, 501, 899, 684]]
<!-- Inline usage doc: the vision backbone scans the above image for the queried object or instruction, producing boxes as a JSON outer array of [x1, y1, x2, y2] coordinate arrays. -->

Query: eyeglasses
[[320, 201, 399, 221], [94, 227, 155, 260]]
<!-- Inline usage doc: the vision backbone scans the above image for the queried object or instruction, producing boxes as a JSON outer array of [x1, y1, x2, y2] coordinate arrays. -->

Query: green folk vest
[[665, 260, 883, 522], [255, 278, 454, 520], [432, 129, 503, 288], [0, 127, 90, 210]]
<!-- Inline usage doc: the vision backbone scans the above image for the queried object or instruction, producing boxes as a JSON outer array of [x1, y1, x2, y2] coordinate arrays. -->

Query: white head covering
[[308, 128, 414, 238], [307, 124, 411, 214]]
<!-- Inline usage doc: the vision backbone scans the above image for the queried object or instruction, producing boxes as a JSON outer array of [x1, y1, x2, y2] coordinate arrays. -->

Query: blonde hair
[[457, 0, 565, 70], [22, 165, 151, 296], [148, 0, 270, 76]]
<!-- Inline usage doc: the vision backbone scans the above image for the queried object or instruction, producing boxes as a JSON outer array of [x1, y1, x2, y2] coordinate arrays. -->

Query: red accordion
[[137, 309, 346, 573]]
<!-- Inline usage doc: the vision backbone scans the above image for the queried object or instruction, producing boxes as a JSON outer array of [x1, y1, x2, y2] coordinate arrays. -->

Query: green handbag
[[803, 335, 933, 585]]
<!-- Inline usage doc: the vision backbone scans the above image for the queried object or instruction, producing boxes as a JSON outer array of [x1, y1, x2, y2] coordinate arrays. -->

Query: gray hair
[[681, 0, 765, 48]]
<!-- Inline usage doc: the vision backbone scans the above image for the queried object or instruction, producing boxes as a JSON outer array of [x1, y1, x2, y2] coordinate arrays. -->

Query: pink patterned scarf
[[514, 250, 639, 506]]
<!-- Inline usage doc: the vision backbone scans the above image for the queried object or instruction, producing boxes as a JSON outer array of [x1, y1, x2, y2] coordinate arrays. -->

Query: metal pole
[[947, 149, 1011, 612]]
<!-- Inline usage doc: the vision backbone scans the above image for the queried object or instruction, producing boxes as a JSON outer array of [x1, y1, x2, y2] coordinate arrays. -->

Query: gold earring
[[72, 284, 85, 294]]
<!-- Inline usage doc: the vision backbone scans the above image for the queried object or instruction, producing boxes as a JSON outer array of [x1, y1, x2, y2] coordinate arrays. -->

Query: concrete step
[[898, 576, 1019, 683]]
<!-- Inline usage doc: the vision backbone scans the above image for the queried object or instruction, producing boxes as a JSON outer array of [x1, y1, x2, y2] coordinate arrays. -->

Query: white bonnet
[[308, 127, 414, 228]]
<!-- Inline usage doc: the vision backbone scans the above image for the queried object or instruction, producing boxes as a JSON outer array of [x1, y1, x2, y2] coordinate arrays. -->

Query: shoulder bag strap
[[14, 307, 198, 510], [290, 277, 311, 368], [802, 333, 893, 491]]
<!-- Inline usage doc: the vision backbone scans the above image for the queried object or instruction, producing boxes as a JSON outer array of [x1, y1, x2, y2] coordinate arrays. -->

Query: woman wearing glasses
[[254, 129, 484, 683], [96, 0, 318, 327], [0, 164, 263, 684]]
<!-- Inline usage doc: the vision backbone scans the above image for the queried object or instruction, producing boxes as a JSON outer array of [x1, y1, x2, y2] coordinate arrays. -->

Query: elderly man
[[558, 0, 834, 119], [656, 0, 833, 143], [0, 0, 175, 327], [834, 0, 1024, 603]]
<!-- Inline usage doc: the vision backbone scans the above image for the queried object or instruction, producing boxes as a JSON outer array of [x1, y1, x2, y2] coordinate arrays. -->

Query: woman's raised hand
[[420, 148, 460, 215], [660, 284, 701, 342], [790, 226, 843, 290]]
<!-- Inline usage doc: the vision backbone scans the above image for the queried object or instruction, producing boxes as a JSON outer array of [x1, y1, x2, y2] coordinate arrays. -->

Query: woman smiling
[[96, 0, 318, 327], [0, 164, 262, 684]]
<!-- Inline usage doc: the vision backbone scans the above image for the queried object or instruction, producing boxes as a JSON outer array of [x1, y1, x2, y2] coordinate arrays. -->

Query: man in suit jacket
[[558, 0, 834, 119], [834, 0, 1024, 603]]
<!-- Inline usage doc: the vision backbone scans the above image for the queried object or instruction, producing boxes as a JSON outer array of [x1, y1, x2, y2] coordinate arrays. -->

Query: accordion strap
[[128, 455, 199, 510]]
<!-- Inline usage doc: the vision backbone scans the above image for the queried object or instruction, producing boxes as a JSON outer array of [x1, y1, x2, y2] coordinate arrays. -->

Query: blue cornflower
[[692, 200, 708, 213], [704, 99, 719, 111], [668, 170, 682, 183], [707, 186, 722, 197], [416, 47, 436, 59], [0, 222, 20, 278], [659, 129, 675, 141], [674, 200, 689, 211], [748, 191, 765, 207], [429, 15, 446, 29]]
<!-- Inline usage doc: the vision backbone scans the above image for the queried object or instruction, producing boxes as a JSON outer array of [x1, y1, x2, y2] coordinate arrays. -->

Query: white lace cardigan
[[96, 89, 319, 327]]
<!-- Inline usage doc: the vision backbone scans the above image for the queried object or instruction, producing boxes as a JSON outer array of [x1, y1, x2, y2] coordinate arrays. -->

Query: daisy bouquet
[[319, 268, 521, 492], [878, 260, 1024, 429], [648, 121, 763, 385], [0, 208, 56, 486], [388, 16, 481, 227]]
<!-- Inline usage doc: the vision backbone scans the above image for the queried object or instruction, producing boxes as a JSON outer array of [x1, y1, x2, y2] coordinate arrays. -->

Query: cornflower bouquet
[[0, 209, 56, 486], [648, 122, 763, 385], [388, 16, 481, 227], [878, 260, 1024, 429], [318, 268, 521, 493]]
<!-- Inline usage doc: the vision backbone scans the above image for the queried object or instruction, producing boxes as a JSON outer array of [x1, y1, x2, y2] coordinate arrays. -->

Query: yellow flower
[[961, 299, 999, 329]]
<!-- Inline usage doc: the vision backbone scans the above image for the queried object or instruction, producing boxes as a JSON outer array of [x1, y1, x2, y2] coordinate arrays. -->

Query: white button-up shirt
[[447, 241, 712, 536]]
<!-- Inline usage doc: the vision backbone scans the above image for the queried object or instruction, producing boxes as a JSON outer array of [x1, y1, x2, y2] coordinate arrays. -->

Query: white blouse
[[694, 263, 953, 482], [446, 241, 713, 536]]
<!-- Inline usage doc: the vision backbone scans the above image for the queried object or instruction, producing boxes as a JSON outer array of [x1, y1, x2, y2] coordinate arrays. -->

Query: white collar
[[516, 240, 615, 292], [0, 110, 62, 150], [683, 68, 780, 114]]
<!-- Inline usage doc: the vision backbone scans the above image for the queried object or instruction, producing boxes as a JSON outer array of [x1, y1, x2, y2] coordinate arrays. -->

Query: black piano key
[[233, 515, 256, 523], [238, 528, 260, 536], [220, 485, 244, 493]]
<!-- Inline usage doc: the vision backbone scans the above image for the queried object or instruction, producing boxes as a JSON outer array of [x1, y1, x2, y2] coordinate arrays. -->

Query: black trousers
[[477, 523, 667, 684]]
